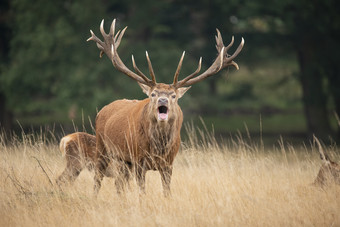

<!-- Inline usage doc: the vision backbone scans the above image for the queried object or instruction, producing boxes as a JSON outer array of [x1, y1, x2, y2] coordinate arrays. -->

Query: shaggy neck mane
[[141, 102, 177, 155], [149, 123, 175, 155]]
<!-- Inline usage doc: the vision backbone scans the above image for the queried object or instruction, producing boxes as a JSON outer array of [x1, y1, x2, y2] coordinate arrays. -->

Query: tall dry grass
[[0, 128, 339, 226]]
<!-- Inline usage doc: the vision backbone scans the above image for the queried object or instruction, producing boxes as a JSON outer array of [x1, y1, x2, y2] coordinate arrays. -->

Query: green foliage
[[4, 0, 110, 116], [1, 0, 339, 140]]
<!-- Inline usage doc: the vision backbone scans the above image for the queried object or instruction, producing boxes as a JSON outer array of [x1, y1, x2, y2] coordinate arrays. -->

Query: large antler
[[173, 29, 244, 88], [87, 19, 156, 87]]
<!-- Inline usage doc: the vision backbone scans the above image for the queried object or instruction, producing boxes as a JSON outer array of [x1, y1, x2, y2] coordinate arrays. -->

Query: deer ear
[[177, 86, 191, 99], [138, 82, 151, 95]]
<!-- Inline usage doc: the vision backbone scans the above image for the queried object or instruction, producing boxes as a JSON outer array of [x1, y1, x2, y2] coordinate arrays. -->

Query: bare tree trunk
[[327, 64, 340, 141], [297, 42, 333, 140], [0, 0, 12, 139], [0, 92, 13, 137]]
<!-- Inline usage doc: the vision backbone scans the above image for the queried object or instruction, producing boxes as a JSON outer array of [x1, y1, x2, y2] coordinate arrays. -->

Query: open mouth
[[158, 106, 168, 121]]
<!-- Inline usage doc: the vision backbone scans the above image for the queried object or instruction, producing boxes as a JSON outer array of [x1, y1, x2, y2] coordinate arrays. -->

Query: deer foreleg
[[56, 156, 83, 185], [160, 166, 172, 197], [56, 166, 82, 185], [135, 162, 146, 194], [115, 161, 131, 194], [93, 153, 110, 196]]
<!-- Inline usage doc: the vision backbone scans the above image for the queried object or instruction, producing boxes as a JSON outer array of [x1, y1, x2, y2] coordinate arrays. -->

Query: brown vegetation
[[1, 131, 339, 226]]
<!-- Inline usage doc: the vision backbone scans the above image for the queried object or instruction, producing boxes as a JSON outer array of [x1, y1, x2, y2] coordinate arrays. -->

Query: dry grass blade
[[4, 168, 32, 196], [31, 156, 54, 187]]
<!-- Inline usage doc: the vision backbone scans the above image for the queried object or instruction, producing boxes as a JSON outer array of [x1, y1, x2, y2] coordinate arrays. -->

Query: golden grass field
[[0, 130, 339, 227]]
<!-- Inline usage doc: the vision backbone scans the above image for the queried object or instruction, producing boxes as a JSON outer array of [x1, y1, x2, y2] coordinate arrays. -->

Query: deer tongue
[[158, 113, 168, 121]]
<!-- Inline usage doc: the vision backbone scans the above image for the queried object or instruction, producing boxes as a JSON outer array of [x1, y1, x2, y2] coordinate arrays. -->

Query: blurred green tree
[[237, 0, 340, 139], [0, 0, 12, 133], [1, 0, 338, 141], [2, 0, 112, 128]]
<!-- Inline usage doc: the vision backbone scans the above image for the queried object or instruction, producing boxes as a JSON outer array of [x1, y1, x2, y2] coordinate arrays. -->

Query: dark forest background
[[0, 0, 339, 144]]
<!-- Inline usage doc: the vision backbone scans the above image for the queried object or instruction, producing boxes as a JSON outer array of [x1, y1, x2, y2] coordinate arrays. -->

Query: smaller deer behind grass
[[56, 132, 97, 185], [313, 136, 340, 186]]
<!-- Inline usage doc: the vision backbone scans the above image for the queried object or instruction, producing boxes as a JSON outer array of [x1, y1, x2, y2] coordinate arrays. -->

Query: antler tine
[[114, 30, 121, 40], [215, 29, 225, 52], [87, 30, 105, 58], [115, 26, 127, 48], [173, 51, 186, 85], [100, 19, 109, 39], [176, 57, 202, 88], [226, 37, 244, 62], [131, 55, 150, 82], [99, 19, 112, 58], [175, 29, 244, 88], [225, 36, 235, 53], [221, 37, 244, 70], [109, 19, 116, 37], [87, 30, 103, 45], [218, 47, 225, 70], [145, 51, 156, 84], [110, 44, 150, 85], [216, 29, 235, 56], [88, 19, 155, 86], [111, 43, 117, 65]]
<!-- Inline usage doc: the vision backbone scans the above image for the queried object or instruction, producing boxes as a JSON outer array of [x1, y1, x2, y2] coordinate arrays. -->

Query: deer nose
[[158, 98, 168, 106]]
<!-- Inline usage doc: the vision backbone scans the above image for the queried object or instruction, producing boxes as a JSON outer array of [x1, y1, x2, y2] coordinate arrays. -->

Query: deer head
[[87, 19, 244, 124]]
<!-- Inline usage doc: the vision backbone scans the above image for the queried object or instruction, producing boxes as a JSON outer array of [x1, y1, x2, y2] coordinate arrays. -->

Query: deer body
[[57, 132, 122, 185], [96, 95, 182, 166], [95, 84, 185, 194], [87, 19, 244, 195], [56, 132, 97, 185]]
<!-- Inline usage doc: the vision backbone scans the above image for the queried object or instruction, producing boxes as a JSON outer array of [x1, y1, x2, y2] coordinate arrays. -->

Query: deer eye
[[151, 93, 156, 97], [172, 95, 176, 99]]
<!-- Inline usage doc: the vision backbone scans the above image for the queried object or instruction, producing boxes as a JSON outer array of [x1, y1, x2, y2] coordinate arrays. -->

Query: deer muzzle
[[157, 98, 169, 121]]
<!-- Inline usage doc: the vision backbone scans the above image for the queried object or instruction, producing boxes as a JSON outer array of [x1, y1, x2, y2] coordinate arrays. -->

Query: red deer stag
[[87, 19, 244, 196]]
